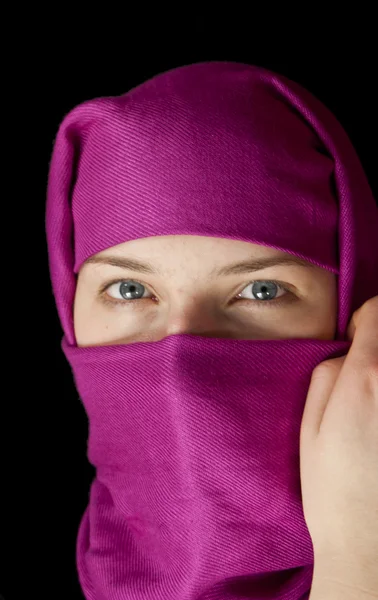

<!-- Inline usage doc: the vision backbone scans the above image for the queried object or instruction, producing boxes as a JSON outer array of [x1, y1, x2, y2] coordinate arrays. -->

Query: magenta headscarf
[[46, 62, 378, 599]]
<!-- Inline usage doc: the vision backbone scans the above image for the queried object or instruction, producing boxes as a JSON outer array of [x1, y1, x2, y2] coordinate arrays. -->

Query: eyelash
[[98, 278, 295, 310]]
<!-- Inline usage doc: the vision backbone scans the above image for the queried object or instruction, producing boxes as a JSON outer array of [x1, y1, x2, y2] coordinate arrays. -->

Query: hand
[[299, 296, 378, 565]]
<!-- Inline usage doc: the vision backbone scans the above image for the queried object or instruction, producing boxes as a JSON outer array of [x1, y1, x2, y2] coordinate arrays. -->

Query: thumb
[[300, 356, 346, 448], [300, 304, 358, 453]]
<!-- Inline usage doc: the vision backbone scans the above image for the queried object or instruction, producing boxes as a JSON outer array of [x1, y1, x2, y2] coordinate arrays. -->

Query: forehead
[[87, 235, 309, 261], [82, 235, 328, 278]]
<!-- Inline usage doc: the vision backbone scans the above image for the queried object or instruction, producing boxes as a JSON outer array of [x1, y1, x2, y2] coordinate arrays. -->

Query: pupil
[[120, 281, 143, 299], [253, 281, 277, 300]]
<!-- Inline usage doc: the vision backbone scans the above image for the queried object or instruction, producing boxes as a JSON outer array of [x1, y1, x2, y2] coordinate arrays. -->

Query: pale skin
[[74, 235, 338, 347]]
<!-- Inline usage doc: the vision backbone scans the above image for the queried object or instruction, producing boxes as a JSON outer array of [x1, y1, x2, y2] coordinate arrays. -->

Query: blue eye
[[237, 280, 287, 302], [113, 280, 149, 300], [100, 279, 293, 309]]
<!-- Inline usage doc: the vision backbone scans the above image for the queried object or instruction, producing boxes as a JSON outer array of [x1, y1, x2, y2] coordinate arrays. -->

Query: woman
[[46, 61, 378, 599]]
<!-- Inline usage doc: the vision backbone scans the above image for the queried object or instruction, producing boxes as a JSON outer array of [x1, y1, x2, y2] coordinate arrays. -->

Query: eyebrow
[[84, 254, 317, 276]]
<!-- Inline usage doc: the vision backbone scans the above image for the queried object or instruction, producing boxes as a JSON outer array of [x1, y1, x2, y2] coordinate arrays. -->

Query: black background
[[2, 14, 376, 600]]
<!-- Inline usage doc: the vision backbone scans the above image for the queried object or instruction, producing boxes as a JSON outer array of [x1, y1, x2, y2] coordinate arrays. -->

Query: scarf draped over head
[[46, 61, 378, 599]]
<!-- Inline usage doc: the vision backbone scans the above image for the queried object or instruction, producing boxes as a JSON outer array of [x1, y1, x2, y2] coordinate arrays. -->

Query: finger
[[345, 297, 378, 369], [300, 356, 346, 446]]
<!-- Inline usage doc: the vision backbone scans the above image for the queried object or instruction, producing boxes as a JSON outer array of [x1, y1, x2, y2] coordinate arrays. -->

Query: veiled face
[[74, 235, 338, 347]]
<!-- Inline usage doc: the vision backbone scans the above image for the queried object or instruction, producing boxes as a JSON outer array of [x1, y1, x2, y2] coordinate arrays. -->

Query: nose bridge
[[162, 287, 227, 337]]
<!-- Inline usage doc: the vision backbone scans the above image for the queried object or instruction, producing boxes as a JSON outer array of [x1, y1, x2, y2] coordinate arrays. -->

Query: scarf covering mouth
[[46, 61, 378, 599]]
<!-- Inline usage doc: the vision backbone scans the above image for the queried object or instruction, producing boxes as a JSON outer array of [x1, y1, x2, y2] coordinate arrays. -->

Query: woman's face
[[74, 235, 338, 347]]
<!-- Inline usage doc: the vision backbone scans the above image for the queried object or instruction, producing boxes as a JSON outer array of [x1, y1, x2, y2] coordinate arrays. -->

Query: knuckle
[[312, 357, 344, 377], [361, 295, 378, 314]]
